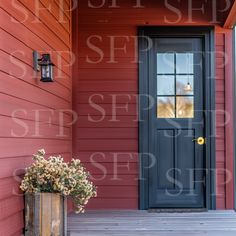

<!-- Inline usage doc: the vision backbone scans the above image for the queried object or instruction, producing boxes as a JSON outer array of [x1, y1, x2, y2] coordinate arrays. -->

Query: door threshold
[[148, 208, 208, 213]]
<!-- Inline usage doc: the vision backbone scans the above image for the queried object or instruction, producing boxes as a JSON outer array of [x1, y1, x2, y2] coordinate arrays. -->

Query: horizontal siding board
[[0, 196, 24, 221], [0, 177, 21, 201], [0, 8, 71, 77], [78, 40, 136, 58], [96, 186, 138, 198], [216, 69, 224, 80], [216, 127, 225, 139], [216, 199, 226, 209], [216, 139, 225, 151], [75, 152, 138, 163], [77, 48, 137, 59], [216, 58, 225, 69], [92, 175, 138, 186], [77, 80, 137, 92], [0, 212, 24, 236], [216, 102, 224, 108], [76, 128, 138, 139], [0, 93, 72, 126], [0, 71, 70, 110], [214, 114, 224, 127], [76, 139, 137, 151], [11, 230, 24, 236], [215, 91, 224, 103], [1, 1, 69, 51], [76, 12, 213, 26], [78, 58, 137, 69], [215, 79, 225, 92], [55, 0, 71, 19], [215, 46, 225, 55], [76, 116, 138, 128], [77, 69, 137, 80], [78, 31, 136, 39], [0, 138, 71, 159], [76, 104, 137, 116], [77, 25, 136, 32], [83, 163, 138, 175], [40, 0, 70, 32], [216, 151, 225, 163], [86, 198, 138, 209], [216, 162, 225, 169], [77, 92, 137, 104], [0, 8, 70, 64], [0, 153, 72, 179], [19, 0, 70, 43], [215, 34, 224, 46], [0, 115, 71, 139]]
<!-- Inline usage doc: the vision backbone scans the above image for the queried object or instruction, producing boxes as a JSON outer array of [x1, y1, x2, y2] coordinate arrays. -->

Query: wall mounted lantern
[[33, 51, 55, 82]]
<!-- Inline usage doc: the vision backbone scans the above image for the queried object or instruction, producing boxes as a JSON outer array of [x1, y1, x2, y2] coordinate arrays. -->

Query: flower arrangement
[[20, 149, 97, 213]]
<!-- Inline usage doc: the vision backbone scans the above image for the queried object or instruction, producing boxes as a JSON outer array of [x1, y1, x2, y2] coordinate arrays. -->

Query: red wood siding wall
[[215, 27, 234, 209], [73, 25, 139, 209], [73, 1, 234, 209], [0, 0, 72, 235]]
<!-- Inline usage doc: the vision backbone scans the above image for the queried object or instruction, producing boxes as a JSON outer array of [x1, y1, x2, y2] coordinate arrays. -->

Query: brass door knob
[[192, 137, 206, 145]]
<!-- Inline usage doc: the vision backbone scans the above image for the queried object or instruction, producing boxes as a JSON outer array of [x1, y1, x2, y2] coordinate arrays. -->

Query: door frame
[[138, 26, 216, 210]]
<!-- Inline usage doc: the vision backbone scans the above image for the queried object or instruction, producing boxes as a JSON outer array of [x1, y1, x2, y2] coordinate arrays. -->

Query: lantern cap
[[38, 54, 55, 66]]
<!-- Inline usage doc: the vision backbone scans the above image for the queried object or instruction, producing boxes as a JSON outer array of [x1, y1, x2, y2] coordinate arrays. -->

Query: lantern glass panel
[[42, 65, 50, 79], [50, 65, 53, 79]]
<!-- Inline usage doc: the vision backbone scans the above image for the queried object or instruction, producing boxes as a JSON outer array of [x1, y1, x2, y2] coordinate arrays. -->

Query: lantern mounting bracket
[[33, 51, 40, 72]]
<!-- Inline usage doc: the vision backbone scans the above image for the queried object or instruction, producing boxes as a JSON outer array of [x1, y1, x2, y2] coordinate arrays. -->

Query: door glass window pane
[[176, 97, 194, 118], [157, 53, 175, 74], [157, 97, 175, 118], [176, 75, 194, 95], [156, 52, 195, 119], [176, 53, 194, 74], [157, 75, 175, 95]]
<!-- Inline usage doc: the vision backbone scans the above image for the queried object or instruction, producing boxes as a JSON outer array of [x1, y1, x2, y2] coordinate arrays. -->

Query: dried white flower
[[20, 149, 97, 214]]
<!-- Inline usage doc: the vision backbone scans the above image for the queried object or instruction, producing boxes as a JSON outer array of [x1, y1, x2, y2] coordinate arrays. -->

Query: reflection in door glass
[[176, 75, 194, 95], [157, 75, 175, 95], [157, 53, 175, 74], [157, 97, 175, 118], [176, 53, 194, 74], [176, 97, 194, 118]]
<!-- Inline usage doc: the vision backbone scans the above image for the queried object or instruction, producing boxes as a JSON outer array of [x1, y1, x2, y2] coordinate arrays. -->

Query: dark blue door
[[148, 38, 206, 208]]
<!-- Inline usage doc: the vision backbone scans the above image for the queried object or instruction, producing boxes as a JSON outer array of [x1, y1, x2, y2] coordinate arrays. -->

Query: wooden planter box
[[25, 193, 67, 236]]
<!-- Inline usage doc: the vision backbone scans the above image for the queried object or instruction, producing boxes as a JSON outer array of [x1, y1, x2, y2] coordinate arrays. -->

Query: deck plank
[[68, 210, 236, 236]]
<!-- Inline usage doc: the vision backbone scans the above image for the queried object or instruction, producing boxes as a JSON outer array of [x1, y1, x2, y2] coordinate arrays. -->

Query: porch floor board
[[68, 210, 236, 236]]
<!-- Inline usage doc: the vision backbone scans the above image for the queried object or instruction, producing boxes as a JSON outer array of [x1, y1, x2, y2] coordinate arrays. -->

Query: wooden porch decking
[[68, 210, 236, 236]]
